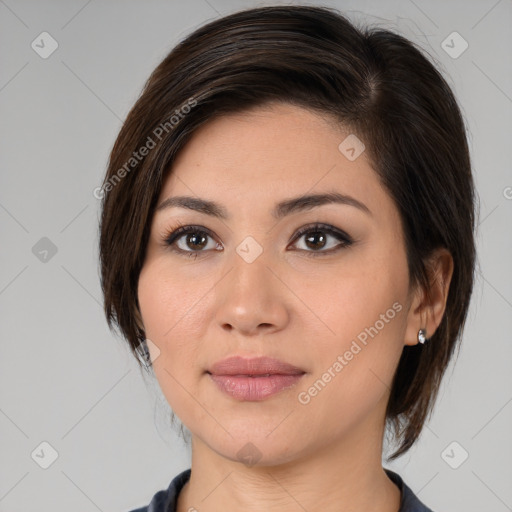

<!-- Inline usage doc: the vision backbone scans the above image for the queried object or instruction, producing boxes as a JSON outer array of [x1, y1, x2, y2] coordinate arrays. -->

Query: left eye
[[163, 223, 353, 257], [290, 223, 353, 254]]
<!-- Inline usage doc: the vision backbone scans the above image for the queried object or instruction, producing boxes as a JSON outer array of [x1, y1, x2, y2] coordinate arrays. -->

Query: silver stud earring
[[418, 328, 427, 344]]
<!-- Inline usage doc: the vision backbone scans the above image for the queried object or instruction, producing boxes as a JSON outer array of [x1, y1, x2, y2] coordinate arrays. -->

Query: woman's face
[[138, 102, 418, 466]]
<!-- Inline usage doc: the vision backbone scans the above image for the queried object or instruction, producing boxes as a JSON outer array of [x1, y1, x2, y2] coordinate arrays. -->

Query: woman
[[98, 5, 476, 511]]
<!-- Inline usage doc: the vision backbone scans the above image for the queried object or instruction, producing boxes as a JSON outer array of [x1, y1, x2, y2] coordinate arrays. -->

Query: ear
[[404, 248, 454, 346]]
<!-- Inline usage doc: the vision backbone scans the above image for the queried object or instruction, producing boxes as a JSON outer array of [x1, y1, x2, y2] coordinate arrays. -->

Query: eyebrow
[[155, 191, 372, 220]]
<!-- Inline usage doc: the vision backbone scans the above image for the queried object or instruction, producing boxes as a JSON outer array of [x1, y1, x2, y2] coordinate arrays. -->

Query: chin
[[200, 426, 306, 468]]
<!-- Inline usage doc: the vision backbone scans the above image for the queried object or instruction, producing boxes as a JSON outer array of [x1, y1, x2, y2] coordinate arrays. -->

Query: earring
[[418, 328, 427, 344]]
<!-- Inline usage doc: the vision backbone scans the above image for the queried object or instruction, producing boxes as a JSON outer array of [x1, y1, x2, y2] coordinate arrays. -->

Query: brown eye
[[162, 222, 353, 259], [291, 223, 353, 255], [304, 231, 328, 250], [164, 225, 221, 256], [183, 232, 208, 250]]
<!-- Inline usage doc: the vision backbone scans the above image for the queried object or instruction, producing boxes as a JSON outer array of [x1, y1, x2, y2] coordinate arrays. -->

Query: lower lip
[[208, 373, 305, 401]]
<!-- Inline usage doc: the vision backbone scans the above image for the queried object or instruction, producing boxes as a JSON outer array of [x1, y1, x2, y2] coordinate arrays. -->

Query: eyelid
[[290, 222, 353, 245]]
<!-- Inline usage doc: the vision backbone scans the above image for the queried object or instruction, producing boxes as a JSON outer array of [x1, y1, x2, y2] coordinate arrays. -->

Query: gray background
[[1, 0, 511, 510]]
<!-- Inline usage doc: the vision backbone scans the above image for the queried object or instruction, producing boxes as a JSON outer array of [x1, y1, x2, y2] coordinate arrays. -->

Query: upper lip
[[207, 356, 305, 376]]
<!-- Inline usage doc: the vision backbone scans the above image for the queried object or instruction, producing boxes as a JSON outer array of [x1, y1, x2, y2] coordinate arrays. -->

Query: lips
[[207, 355, 305, 376], [207, 356, 306, 401]]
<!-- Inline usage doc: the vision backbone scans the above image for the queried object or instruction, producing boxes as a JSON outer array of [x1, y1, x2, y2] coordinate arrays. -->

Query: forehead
[[158, 102, 387, 217]]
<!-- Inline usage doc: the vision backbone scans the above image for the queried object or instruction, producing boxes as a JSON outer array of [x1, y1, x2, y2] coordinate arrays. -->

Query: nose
[[214, 247, 291, 337]]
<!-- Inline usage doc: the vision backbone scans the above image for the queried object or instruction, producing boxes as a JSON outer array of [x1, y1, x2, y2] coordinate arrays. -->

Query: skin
[[137, 102, 453, 512]]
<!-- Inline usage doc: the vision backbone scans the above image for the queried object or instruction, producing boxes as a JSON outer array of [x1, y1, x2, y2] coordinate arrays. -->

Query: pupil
[[188, 233, 207, 249], [306, 232, 326, 250]]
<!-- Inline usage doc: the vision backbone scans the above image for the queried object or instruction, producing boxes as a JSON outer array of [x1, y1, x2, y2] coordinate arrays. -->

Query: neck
[[176, 417, 401, 512]]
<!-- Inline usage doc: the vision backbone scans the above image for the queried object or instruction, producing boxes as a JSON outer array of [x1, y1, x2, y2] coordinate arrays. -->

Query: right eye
[[163, 225, 222, 258]]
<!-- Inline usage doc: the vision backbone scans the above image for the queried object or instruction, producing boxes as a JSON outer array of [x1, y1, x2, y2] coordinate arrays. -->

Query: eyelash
[[162, 222, 354, 259]]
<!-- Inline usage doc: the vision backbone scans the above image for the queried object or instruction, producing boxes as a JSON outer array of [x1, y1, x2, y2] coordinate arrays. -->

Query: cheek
[[292, 250, 408, 409], [294, 283, 407, 442], [138, 262, 207, 339], [138, 264, 211, 422], [137, 263, 210, 378], [291, 251, 408, 348]]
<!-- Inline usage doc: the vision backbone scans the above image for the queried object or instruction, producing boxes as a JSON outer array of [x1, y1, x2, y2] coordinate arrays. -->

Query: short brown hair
[[98, 5, 477, 460]]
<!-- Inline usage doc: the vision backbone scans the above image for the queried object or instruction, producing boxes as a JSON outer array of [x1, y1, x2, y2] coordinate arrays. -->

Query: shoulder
[[127, 468, 192, 512], [385, 469, 436, 512]]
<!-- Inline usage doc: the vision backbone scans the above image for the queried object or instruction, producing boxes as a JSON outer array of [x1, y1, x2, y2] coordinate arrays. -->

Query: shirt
[[128, 468, 434, 512]]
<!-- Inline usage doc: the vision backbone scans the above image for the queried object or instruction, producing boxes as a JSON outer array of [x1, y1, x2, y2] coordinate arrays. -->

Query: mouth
[[207, 355, 306, 401], [207, 373, 305, 401], [207, 355, 305, 376]]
